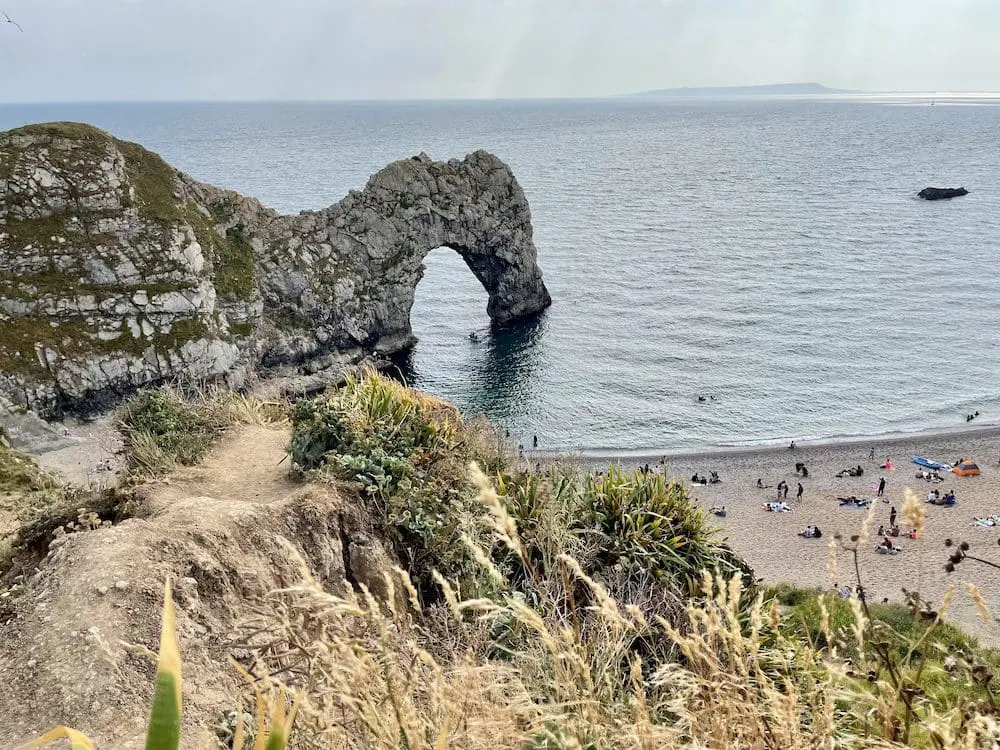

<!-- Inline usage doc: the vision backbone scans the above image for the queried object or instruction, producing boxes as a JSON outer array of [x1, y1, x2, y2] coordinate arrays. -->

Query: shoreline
[[529, 422, 1000, 646], [529, 422, 1000, 467]]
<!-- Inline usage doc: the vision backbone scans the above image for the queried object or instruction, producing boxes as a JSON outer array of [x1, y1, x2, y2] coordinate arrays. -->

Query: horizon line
[[3, 89, 1000, 106]]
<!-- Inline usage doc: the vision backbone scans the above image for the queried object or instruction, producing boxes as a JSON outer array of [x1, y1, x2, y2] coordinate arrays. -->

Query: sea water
[[2, 98, 998, 452]]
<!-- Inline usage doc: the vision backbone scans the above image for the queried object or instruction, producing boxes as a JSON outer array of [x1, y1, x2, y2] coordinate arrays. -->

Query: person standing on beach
[[877, 476, 886, 497], [783, 482, 790, 499], [533, 435, 538, 448], [889, 505, 897, 527], [776, 480, 786, 499], [869, 446, 875, 461], [796, 482, 804, 500]]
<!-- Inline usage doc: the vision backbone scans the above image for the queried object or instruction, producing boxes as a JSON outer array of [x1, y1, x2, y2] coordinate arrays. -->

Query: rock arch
[[0, 123, 552, 414], [257, 150, 552, 362]]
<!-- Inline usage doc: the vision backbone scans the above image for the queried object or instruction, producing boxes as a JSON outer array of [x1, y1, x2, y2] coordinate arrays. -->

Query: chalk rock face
[[0, 123, 551, 415], [258, 151, 552, 365]]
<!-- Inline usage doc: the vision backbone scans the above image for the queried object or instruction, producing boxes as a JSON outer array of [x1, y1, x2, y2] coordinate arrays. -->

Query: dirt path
[[149, 425, 296, 508], [0, 424, 341, 749]]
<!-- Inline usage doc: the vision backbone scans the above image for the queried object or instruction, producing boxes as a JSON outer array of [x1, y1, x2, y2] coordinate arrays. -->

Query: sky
[[1, 0, 999, 102]]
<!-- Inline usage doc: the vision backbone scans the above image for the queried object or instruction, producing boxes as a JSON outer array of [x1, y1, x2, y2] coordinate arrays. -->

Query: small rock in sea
[[96, 586, 109, 596], [917, 186, 969, 200], [114, 580, 129, 591]]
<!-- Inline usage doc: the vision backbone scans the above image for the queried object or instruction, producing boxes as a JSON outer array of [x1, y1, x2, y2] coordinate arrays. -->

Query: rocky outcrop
[[918, 186, 969, 200], [1, 122, 551, 416]]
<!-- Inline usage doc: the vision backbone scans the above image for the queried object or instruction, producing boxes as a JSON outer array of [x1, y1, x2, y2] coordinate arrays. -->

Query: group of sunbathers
[[916, 469, 945, 483], [837, 496, 871, 508], [972, 515, 1000, 527], [877, 524, 917, 539], [691, 471, 721, 485], [798, 525, 822, 538], [926, 489, 956, 506], [836, 465, 865, 478], [876, 536, 902, 554], [763, 501, 792, 513]]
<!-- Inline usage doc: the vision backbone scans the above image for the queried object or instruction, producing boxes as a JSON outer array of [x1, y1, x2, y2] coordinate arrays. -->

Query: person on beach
[[776, 480, 786, 499], [869, 446, 875, 461], [796, 482, 804, 500], [889, 506, 897, 527], [757, 478, 764, 489], [877, 476, 886, 497], [533, 435, 538, 448], [877, 524, 885, 536]]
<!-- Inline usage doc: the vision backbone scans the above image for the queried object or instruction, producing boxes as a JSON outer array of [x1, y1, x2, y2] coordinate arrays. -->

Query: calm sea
[[2, 99, 999, 452]]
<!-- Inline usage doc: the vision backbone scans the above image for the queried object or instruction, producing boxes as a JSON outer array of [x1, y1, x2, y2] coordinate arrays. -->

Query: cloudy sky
[[1, 0, 998, 102]]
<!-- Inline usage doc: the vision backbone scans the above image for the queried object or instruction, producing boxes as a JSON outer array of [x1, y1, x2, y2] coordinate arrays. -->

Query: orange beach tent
[[953, 461, 981, 477]]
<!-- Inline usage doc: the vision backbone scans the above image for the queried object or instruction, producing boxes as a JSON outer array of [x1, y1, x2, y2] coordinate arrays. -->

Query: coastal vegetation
[[0, 437, 57, 494], [7, 371, 1000, 748]]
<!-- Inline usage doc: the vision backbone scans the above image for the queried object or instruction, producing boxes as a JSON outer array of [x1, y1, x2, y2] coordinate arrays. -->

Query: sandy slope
[[0, 425, 346, 748]]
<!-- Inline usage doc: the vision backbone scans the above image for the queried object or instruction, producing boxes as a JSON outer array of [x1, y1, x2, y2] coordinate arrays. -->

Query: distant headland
[[624, 82, 863, 99]]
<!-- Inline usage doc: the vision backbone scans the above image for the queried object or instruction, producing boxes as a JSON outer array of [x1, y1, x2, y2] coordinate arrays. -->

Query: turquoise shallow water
[[2, 99, 999, 451]]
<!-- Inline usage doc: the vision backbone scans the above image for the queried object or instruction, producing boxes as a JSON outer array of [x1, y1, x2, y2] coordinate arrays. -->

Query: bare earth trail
[[0, 424, 373, 749], [149, 425, 297, 510]]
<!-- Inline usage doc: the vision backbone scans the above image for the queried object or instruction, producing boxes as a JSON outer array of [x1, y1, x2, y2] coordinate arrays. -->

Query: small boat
[[912, 456, 948, 470]]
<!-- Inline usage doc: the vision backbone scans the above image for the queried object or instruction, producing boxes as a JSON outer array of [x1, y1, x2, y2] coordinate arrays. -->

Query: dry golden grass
[[227, 466, 1000, 750]]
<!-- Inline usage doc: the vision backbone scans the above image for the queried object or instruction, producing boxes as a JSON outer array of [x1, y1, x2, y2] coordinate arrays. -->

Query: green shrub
[[116, 390, 225, 478], [769, 585, 1000, 711], [577, 466, 751, 595], [288, 369, 504, 598], [0, 441, 57, 494]]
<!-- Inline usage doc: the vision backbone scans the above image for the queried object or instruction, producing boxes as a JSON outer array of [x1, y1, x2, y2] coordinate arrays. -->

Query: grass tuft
[[0, 440, 57, 494]]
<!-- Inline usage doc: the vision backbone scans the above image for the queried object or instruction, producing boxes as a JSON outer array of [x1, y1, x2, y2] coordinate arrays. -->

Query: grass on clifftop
[[288, 368, 749, 612], [271, 371, 1000, 748], [2, 121, 256, 306], [0, 440, 57, 494], [116, 388, 286, 480]]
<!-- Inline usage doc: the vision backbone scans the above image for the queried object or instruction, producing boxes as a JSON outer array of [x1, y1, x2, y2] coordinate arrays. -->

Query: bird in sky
[[1, 8, 23, 32]]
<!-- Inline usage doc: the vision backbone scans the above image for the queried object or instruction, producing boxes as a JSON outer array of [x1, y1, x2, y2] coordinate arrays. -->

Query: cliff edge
[[0, 122, 551, 416]]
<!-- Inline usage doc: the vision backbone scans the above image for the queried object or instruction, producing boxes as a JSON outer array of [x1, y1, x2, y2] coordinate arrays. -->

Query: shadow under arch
[[389, 312, 547, 423], [388, 243, 548, 421]]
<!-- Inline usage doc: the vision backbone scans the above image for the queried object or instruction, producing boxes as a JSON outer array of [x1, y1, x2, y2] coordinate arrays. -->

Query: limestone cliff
[[0, 122, 551, 416]]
